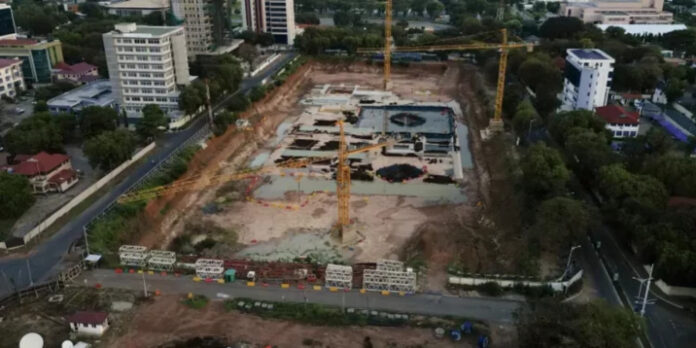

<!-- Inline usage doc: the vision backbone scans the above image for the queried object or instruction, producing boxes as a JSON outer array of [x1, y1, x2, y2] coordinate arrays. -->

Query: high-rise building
[[561, 0, 672, 25], [102, 23, 191, 118], [0, 39, 64, 84], [560, 49, 615, 111], [241, 0, 295, 45], [171, 0, 230, 59], [0, 4, 17, 40]]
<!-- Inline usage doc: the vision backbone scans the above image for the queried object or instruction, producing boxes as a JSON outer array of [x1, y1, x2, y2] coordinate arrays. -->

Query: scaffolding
[[324, 264, 353, 289], [377, 259, 404, 272], [118, 245, 149, 267], [363, 260, 417, 293], [149, 250, 176, 259], [195, 258, 224, 279], [148, 256, 176, 271]]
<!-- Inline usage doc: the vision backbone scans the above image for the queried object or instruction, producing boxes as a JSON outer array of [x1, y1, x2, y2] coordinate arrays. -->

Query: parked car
[[15, 107, 24, 114]]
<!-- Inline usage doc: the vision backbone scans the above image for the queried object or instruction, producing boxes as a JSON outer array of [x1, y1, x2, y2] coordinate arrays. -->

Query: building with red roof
[[66, 311, 110, 336], [595, 104, 640, 138], [53, 61, 99, 84], [1, 152, 78, 193]]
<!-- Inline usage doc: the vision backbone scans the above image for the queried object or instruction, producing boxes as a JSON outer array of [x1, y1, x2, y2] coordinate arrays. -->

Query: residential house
[[53, 62, 99, 84], [595, 104, 640, 138], [66, 311, 109, 336], [1, 152, 79, 193]]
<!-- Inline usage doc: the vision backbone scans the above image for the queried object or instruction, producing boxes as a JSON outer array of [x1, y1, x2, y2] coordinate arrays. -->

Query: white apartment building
[[241, 0, 295, 45], [560, 49, 615, 111], [0, 58, 24, 99], [102, 23, 191, 118], [171, 0, 216, 58]]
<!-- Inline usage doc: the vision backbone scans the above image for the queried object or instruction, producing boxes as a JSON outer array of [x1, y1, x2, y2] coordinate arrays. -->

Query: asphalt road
[[0, 52, 297, 298], [80, 269, 521, 323]]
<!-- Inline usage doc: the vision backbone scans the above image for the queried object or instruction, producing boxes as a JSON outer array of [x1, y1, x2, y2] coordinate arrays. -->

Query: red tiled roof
[[0, 39, 38, 46], [66, 311, 108, 325], [595, 105, 639, 125], [56, 62, 97, 74], [48, 168, 77, 184], [0, 58, 20, 69], [7, 152, 69, 176], [668, 196, 696, 207]]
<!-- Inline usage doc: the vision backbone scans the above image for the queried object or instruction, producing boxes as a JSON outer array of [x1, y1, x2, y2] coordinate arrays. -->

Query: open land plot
[[133, 61, 544, 292]]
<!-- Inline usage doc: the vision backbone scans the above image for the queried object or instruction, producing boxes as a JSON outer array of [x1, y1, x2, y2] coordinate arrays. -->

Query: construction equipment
[[358, 29, 535, 131], [118, 120, 395, 239]]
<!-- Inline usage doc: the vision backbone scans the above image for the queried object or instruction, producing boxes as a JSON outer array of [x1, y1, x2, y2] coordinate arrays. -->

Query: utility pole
[[638, 264, 655, 317], [26, 259, 33, 287], [142, 271, 148, 297], [205, 79, 214, 129], [83, 226, 90, 255]]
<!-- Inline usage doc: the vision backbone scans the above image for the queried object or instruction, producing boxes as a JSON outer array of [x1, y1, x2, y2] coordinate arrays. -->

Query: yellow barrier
[[360, 289, 366, 294], [381, 290, 390, 296], [147, 270, 154, 275], [247, 281, 256, 287], [137, 270, 143, 274], [399, 291, 405, 296], [281, 283, 290, 289], [329, 287, 338, 292], [217, 279, 225, 284], [313, 285, 322, 291], [193, 277, 202, 282]]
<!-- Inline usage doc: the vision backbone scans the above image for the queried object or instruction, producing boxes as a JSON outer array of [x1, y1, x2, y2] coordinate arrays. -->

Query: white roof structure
[[597, 24, 687, 36], [105, 0, 169, 9]]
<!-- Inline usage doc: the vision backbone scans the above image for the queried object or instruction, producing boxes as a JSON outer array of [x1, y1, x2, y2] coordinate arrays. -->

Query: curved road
[[0, 53, 297, 297]]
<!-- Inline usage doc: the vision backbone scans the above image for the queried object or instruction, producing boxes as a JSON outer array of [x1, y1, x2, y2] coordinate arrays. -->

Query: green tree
[[249, 85, 267, 102], [539, 17, 584, 39], [4, 113, 63, 154], [178, 81, 207, 115], [34, 100, 48, 112], [565, 129, 615, 181], [80, 106, 118, 138], [643, 156, 696, 197], [137, 105, 169, 139], [517, 300, 642, 348], [228, 94, 250, 112], [83, 129, 137, 171], [521, 144, 570, 198], [531, 197, 590, 249], [426, 0, 445, 18], [665, 78, 687, 103], [237, 43, 259, 71], [549, 109, 607, 146], [55, 113, 78, 143], [598, 164, 668, 210], [213, 111, 238, 136], [518, 54, 562, 93], [546, 2, 561, 13], [511, 99, 541, 136], [0, 172, 35, 219]]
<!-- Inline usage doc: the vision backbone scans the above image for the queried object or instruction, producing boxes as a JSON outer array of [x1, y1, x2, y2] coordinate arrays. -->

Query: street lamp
[[561, 245, 582, 280], [528, 118, 537, 139]]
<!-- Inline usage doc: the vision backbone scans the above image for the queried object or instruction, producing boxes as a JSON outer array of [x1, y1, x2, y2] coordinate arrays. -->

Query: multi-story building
[[595, 104, 640, 138], [105, 0, 170, 17], [561, 0, 673, 24], [241, 0, 295, 45], [171, 0, 215, 58], [0, 4, 17, 40], [0, 58, 25, 99], [560, 49, 615, 111], [0, 39, 64, 84], [53, 62, 100, 84], [102, 23, 191, 118]]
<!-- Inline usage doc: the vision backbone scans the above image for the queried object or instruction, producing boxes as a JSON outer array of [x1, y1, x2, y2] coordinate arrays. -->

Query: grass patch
[[183, 294, 209, 309]]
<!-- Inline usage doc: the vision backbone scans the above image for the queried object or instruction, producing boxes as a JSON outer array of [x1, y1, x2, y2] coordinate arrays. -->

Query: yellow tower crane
[[118, 120, 394, 241], [359, 29, 535, 131]]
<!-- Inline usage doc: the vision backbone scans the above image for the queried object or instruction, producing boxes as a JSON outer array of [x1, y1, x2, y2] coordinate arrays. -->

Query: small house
[[66, 311, 109, 336], [595, 104, 640, 138]]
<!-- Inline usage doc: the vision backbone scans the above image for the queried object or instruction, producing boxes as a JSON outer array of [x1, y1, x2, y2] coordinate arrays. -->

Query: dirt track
[[105, 295, 474, 348]]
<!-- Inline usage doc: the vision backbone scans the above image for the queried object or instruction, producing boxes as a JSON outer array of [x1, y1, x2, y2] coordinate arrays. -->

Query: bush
[[228, 94, 250, 112], [478, 282, 504, 296], [183, 294, 209, 309], [249, 85, 266, 102]]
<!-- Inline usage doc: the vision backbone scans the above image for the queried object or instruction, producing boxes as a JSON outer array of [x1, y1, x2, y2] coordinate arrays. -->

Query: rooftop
[[66, 311, 109, 325], [0, 58, 20, 68], [112, 23, 182, 37], [2, 152, 70, 176], [595, 105, 639, 125], [0, 39, 38, 46], [105, 0, 169, 9], [55, 62, 98, 74], [597, 24, 687, 35], [47, 80, 115, 109], [570, 49, 612, 60]]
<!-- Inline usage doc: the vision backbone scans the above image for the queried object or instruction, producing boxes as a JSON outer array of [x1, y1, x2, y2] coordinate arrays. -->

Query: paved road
[[80, 269, 521, 323], [574, 187, 696, 348], [0, 53, 297, 298]]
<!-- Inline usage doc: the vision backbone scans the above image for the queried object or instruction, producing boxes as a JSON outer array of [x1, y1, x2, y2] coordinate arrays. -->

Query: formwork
[[195, 258, 224, 279], [118, 245, 148, 267], [148, 256, 176, 271], [324, 264, 353, 289], [363, 260, 417, 293]]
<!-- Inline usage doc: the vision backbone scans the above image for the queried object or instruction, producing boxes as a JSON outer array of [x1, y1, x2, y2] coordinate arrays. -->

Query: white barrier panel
[[448, 270, 583, 292], [0, 142, 156, 249]]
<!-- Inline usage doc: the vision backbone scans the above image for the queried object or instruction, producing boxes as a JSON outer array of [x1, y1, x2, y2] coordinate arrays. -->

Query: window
[[134, 39, 146, 44]]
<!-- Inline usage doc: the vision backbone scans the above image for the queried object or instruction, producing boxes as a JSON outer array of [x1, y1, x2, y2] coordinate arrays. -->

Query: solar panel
[[571, 49, 609, 60]]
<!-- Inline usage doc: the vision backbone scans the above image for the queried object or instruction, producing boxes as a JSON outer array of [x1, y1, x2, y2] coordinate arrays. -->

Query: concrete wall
[[0, 142, 156, 249], [673, 103, 693, 119], [654, 280, 696, 298], [449, 270, 584, 292]]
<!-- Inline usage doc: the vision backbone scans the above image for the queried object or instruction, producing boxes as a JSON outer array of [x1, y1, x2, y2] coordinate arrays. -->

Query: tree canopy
[[136, 105, 169, 139], [539, 17, 585, 40], [0, 172, 35, 220], [80, 106, 118, 138], [521, 143, 570, 199], [4, 113, 64, 155], [83, 129, 137, 171], [531, 197, 591, 250]]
